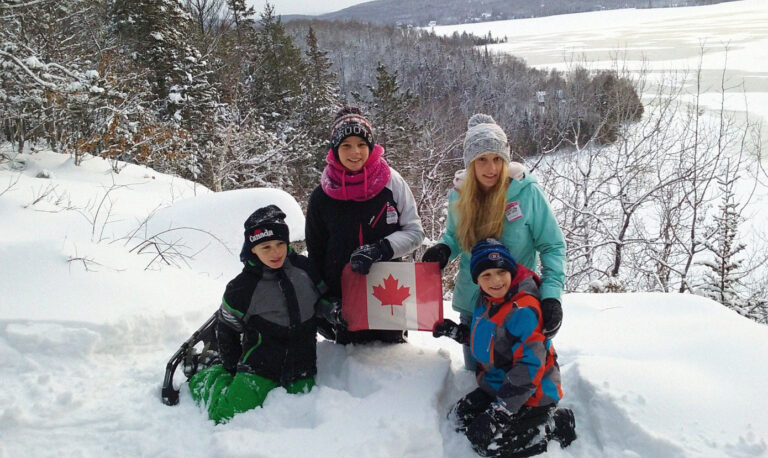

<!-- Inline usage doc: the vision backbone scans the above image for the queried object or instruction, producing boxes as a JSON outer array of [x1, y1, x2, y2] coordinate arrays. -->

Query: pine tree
[[698, 170, 746, 311], [110, 0, 224, 182], [226, 0, 255, 46], [110, 0, 207, 120], [248, 3, 305, 121], [299, 26, 340, 161], [359, 63, 421, 182]]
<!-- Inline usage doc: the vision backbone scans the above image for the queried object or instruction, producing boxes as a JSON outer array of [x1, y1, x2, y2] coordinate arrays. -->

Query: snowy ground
[[432, 0, 768, 134], [1, 149, 767, 457]]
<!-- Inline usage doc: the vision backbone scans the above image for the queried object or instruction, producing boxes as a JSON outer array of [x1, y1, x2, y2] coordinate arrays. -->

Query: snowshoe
[[161, 313, 221, 406]]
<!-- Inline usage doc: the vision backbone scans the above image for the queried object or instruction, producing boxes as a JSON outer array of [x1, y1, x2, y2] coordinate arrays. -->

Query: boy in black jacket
[[188, 205, 327, 424]]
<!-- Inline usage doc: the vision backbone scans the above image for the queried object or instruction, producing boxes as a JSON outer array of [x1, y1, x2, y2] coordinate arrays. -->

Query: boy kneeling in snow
[[433, 239, 576, 457], [188, 205, 329, 424]]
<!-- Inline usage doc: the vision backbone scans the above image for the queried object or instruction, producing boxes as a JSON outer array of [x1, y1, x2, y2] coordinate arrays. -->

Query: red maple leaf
[[372, 274, 411, 315]]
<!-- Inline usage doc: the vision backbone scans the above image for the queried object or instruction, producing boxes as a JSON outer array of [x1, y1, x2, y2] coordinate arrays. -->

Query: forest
[[2, 0, 765, 323]]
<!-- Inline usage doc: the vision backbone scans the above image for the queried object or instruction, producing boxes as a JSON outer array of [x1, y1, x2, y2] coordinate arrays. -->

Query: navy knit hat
[[240, 205, 290, 263], [470, 238, 517, 284], [329, 106, 375, 156]]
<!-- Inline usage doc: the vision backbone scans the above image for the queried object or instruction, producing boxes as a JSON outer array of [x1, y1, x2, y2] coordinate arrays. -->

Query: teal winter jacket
[[440, 167, 566, 316]]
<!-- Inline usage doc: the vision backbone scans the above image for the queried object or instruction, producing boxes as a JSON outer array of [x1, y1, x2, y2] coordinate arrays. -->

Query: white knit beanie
[[462, 113, 510, 167]]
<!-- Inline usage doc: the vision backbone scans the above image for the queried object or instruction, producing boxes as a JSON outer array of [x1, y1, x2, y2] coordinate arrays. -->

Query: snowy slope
[[1, 150, 767, 457]]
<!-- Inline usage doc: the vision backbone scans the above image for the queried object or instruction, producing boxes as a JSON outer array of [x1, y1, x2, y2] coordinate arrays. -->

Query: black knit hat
[[470, 238, 517, 284], [239, 205, 290, 263], [329, 106, 375, 156]]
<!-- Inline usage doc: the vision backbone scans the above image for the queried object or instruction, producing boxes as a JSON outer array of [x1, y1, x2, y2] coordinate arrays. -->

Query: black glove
[[466, 403, 515, 456], [421, 243, 451, 269], [318, 297, 346, 329], [540, 298, 563, 339], [432, 319, 470, 344], [350, 239, 393, 274]]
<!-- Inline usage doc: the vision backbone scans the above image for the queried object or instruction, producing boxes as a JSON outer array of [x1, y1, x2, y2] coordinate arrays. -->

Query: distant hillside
[[285, 0, 739, 26]]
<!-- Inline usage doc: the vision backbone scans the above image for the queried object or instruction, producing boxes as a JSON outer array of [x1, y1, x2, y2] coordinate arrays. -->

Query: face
[[477, 268, 512, 299], [337, 136, 370, 172], [473, 153, 504, 190], [251, 240, 288, 269]]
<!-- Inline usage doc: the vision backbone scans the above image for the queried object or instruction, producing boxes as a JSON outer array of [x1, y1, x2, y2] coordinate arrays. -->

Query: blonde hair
[[456, 160, 509, 252]]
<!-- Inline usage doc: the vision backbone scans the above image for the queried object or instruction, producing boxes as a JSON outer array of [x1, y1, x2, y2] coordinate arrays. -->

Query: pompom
[[467, 113, 496, 129], [334, 105, 364, 122]]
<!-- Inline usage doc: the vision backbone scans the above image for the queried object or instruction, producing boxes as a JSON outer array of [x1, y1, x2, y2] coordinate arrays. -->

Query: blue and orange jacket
[[470, 264, 562, 413]]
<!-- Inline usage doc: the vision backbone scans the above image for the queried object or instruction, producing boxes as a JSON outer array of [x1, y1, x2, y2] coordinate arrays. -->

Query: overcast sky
[[248, 0, 368, 16]]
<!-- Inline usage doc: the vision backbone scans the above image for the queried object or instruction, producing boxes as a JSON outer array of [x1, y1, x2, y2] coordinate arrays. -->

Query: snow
[[431, 0, 768, 127], [2, 149, 767, 457]]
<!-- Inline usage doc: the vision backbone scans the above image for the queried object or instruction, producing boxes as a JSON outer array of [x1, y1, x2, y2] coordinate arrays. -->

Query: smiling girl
[[422, 114, 566, 370], [305, 106, 424, 345]]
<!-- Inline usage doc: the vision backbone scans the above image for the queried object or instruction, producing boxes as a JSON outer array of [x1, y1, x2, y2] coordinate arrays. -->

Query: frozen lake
[[433, 0, 768, 132]]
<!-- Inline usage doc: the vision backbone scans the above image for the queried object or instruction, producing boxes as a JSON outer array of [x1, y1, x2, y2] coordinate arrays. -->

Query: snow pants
[[188, 364, 314, 424]]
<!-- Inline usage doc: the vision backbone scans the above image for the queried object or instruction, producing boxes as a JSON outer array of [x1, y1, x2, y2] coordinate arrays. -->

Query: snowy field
[[2, 150, 768, 457], [432, 0, 768, 131]]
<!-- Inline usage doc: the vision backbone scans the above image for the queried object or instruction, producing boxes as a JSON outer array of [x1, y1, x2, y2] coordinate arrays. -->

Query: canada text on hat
[[331, 113, 373, 135], [249, 228, 275, 243]]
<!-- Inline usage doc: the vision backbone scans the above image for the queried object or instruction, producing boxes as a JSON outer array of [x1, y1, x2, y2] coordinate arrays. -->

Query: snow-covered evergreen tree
[[298, 26, 340, 166], [697, 168, 746, 311], [0, 0, 109, 155], [358, 63, 421, 183]]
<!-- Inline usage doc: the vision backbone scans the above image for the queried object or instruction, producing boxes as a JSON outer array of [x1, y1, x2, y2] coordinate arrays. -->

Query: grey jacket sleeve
[[384, 168, 425, 259]]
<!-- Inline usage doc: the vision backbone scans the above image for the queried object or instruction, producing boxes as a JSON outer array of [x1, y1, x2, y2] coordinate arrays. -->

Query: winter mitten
[[432, 319, 470, 344], [540, 298, 563, 339], [350, 239, 393, 274], [318, 297, 347, 329], [421, 243, 451, 269], [465, 403, 516, 457]]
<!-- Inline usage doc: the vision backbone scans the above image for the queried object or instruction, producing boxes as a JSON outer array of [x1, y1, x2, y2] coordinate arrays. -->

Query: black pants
[[317, 317, 406, 344]]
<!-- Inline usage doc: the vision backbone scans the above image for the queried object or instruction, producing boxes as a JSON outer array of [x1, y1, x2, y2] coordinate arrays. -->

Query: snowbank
[[1, 150, 767, 457]]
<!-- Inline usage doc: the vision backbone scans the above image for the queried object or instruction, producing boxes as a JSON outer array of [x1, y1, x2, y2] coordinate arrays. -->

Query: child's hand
[[350, 239, 393, 274], [540, 298, 562, 339], [432, 319, 470, 344], [421, 243, 450, 269], [318, 297, 346, 329]]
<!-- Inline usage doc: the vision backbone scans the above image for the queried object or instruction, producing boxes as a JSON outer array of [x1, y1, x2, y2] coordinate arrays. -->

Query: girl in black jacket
[[306, 106, 424, 344]]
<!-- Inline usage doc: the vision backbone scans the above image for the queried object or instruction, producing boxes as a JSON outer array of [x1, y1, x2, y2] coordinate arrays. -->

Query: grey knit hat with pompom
[[463, 113, 510, 167]]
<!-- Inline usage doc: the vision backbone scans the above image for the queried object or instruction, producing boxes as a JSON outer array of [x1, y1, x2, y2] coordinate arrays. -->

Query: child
[[433, 239, 576, 457], [188, 205, 327, 424], [305, 106, 424, 344]]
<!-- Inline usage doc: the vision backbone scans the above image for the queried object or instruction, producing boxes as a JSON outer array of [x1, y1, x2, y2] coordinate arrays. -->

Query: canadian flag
[[341, 262, 443, 331]]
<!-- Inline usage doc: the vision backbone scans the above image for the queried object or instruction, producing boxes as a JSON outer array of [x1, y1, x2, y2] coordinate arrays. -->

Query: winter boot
[[450, 388, 495, 433], [489, 406, 553, 458], [551, 408, 577, 448]]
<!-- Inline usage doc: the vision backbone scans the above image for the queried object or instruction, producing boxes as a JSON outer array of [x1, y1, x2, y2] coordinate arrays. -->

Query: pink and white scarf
[[320, 145, 391, 201]]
